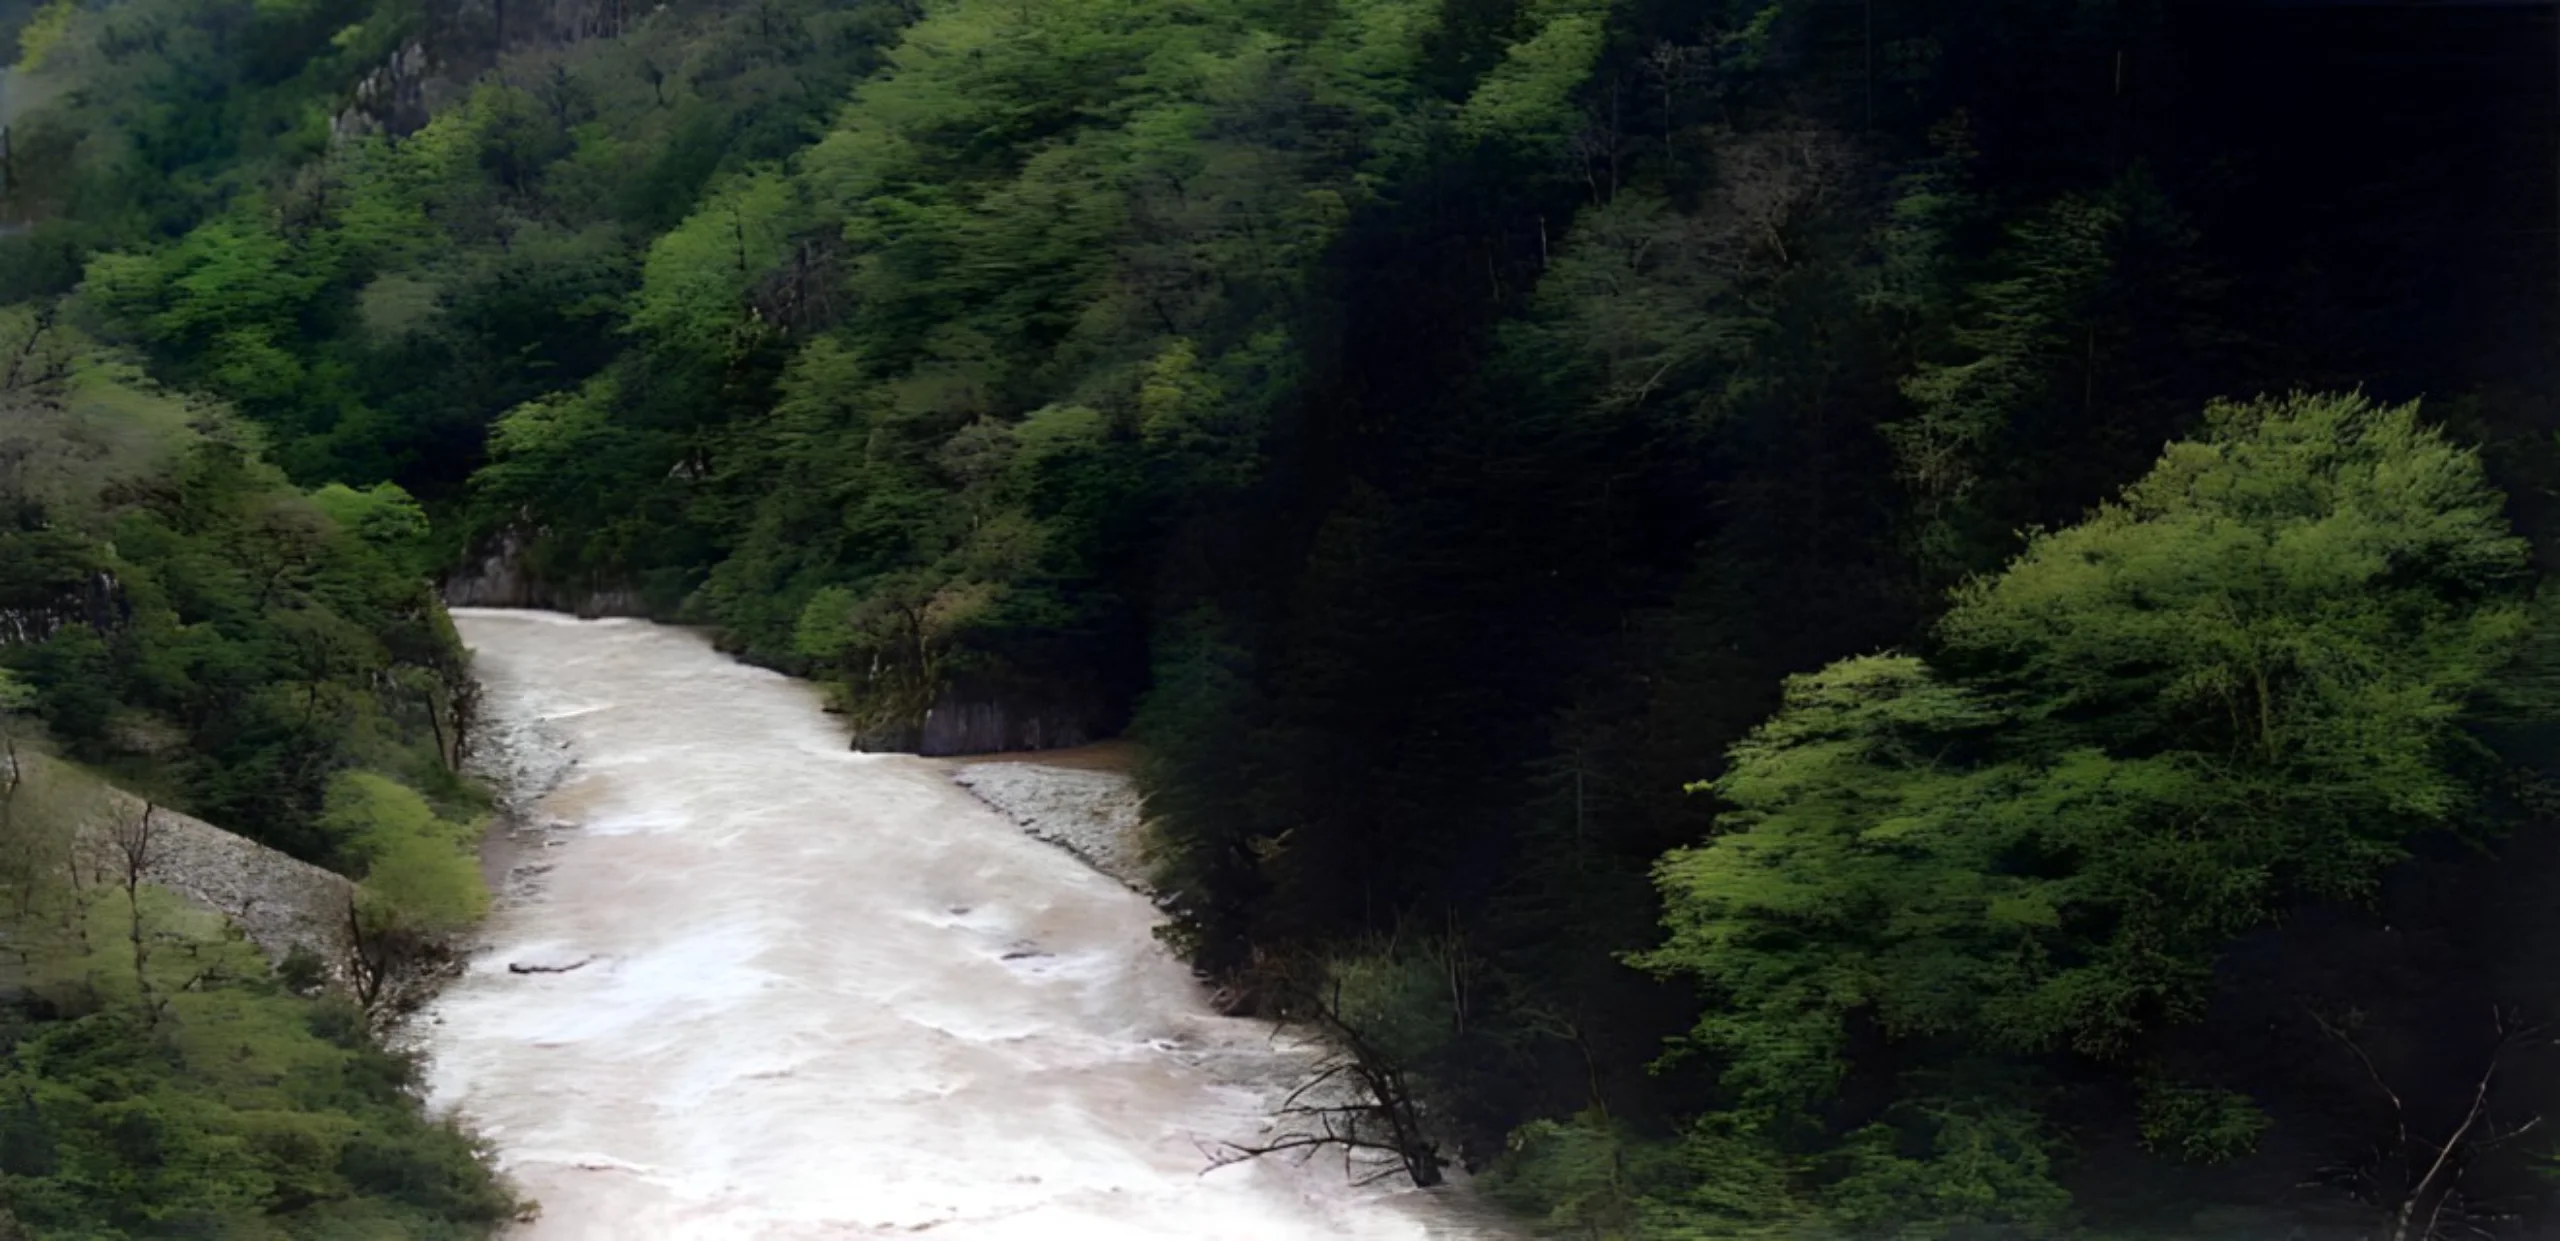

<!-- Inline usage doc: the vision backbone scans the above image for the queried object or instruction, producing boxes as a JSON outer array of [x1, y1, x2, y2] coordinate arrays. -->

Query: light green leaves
[[792, 585, 864, 662], [322, 771, 488, 934], [1456, 0, 1612, 149], [14, 0, 75, 70], [631, 170, 808, 356], [476, 377, 624, 516], [1945, 392, 2529, 788], [0, 668, 37, 714], [1643, 392, 2539, 1201], [308, 481, 428, 549]]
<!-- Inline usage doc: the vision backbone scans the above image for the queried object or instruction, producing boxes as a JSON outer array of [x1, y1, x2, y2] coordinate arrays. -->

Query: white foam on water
[[420, 609, 1513, 1241]]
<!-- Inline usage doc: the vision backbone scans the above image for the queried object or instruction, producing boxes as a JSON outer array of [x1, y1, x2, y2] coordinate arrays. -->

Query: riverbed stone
[[948, 762, 1150, 893]]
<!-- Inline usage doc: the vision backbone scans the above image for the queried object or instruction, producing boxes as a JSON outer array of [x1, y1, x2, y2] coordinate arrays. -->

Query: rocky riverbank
[[464, 686, 580, 907], [369, 697, 580, 1023], [947, 745, 1151, 894]]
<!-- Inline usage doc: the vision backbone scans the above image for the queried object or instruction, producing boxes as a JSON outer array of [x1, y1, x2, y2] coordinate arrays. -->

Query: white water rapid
[[419, 610, 1514, 1241]]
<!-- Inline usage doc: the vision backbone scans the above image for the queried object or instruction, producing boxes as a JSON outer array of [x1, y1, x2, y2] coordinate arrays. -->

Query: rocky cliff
[[916, 689, 1116, 757], [0, 570, 129, 648], [439, 528, 646, 618]]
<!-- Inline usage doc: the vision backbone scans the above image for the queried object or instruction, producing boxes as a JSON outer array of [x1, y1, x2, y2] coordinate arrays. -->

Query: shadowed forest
[[8, 0, 2560, 1236]]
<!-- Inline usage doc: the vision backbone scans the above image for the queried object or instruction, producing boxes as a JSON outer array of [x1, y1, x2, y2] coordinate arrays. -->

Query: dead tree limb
[[2309, 1002, 2551, 1241], [1206, 972, 1447, 1188], [108, 799, 159, 1024]]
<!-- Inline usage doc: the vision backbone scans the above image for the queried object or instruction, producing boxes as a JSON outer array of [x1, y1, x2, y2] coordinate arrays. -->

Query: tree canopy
[[1636, 394, 2539, 1230]]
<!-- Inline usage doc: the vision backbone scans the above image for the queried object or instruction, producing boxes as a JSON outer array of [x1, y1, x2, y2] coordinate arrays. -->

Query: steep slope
[[52, 754, 361, 973]]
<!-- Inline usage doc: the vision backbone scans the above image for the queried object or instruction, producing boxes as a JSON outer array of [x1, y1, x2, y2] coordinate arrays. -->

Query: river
[[417, 610, 1514, 1241]]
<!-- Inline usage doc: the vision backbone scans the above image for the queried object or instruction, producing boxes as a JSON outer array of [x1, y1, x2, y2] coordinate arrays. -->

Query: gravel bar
[[948, 761, 1151, 894]]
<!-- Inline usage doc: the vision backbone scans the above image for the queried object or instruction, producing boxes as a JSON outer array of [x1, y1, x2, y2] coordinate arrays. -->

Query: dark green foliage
[[0, 897, 511, 1239], [51, 0, 909, 496], [0, 999, 513, 1240], [0, 323, 472, 861], [1628, 394, 2535, 1230], [0, 0, 409, 286], [1131, 608, 1270, 970], [0, 299, 496, 1235]]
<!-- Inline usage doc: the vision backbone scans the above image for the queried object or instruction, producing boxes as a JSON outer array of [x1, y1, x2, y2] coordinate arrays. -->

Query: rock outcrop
[[918, 694, 1112, 756], [439, 529, 646, 618], [0, 571, 129, 648], [330, 39, 433, 143]]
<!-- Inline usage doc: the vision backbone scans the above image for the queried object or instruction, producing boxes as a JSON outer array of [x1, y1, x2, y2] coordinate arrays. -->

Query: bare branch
[[110, 799, 161, 1024], [1201, 958, 1447, 1189], [2309, 1004, 2410, 1152], [2314, 1001, 2552, 1241]]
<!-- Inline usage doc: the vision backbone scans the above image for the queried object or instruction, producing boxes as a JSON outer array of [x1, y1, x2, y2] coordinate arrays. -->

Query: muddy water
[[419, 611, 1511, 1241]]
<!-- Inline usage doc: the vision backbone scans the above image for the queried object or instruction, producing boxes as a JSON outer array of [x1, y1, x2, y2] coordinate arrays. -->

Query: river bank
[[466, 694, 579, 907], [946, 743, 1152, 895]]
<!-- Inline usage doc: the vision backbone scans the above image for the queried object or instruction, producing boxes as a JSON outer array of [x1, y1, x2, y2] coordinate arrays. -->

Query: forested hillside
[[0, 321, 514, 1231], [0, 5, 519, 1235], [9, 0, 2560, 1236]]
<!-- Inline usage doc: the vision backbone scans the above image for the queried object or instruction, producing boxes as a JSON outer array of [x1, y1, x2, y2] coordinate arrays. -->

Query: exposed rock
[[949, 761, 1150, 894], [0, 570, 128, 648], [916, 690, 1111, 757], [459, 674, 581, 905], [27, 754, 360, 979], [333, 3, 653, 149], [836, 674, 1122, 757], [332, 39, 432, 143], [439, 528, 647, 619]]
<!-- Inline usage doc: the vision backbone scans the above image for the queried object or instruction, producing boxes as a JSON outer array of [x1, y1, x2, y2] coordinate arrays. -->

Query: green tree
[[1638, 392, 2540, 1228], [0, 757, 512, 1239], [321, 772, 487, 1008]]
